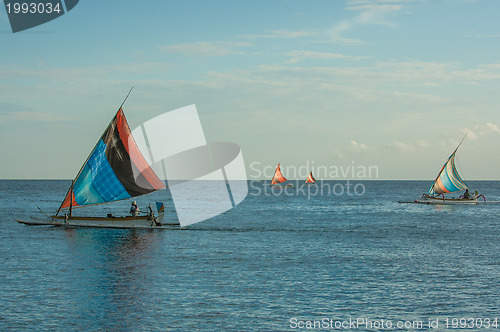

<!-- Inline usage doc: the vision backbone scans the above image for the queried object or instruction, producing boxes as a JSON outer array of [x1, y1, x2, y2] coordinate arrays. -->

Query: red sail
[[305, 171, 316, 184], [271, 163, 287, 185]]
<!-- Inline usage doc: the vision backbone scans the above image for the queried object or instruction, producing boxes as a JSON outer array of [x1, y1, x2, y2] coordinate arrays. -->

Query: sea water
[[1, 180, 500, 331]]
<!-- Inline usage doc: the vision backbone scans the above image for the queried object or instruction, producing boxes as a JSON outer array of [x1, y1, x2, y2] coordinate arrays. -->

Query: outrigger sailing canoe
[[270, 163, 295, 187], [305, 171, 316, 184], [270, 163, 287, 186], [399, 135, 493, 205], [17, 91, 181, 229]]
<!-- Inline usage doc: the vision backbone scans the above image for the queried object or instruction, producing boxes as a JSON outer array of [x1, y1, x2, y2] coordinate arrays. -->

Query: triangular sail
[[428, 139, 468, 196], [58, 108, 165, 213], [305, 171, 316, 184], [271, 163, 287, 185]]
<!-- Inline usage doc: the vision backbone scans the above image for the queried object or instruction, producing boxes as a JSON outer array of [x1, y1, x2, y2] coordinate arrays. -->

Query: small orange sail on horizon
[[305, 171, 316, 184], [271, 163, 287, 185]]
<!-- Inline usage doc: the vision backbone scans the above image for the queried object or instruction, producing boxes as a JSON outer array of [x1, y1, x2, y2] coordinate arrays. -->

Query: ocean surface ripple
[[1, 180, 500, 331]]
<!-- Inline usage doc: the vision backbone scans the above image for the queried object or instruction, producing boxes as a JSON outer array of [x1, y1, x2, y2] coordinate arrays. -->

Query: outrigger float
[[17, 204, 181, 229], [398, 134, 500, 205], [16, 89, 181, 229]]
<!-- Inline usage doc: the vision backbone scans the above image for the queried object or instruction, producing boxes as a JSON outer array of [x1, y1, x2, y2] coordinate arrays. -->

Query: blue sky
[[1, 0, 500, 180]]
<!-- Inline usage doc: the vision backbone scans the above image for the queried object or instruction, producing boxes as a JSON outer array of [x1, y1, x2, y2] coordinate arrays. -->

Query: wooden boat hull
[[398, 196, 500, 205], [16, 215, 182, 229]]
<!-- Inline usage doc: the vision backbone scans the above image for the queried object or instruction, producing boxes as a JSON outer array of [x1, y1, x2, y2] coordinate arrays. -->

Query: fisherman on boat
[[130, 201, 140, 216], [463, 189, 470, 199]]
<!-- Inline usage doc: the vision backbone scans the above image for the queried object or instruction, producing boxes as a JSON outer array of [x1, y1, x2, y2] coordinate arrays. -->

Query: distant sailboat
[[271, 163, 287, 186], [305, 171, 316, 184], [399, 134, 490, 205]]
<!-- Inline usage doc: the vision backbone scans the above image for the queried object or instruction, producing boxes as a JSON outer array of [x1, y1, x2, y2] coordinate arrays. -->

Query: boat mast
[[55, 88, 134, 216], [120, 87, 133, 110], [69, 181, 74, 217]]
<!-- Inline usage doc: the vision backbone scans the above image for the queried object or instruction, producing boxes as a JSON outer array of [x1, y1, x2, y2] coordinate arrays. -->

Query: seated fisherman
[[130, 201, 140, 216]]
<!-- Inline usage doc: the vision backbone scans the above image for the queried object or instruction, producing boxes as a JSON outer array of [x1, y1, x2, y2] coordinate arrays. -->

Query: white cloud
[[465, 31, 500, 38], [328, 0, 420, 45], [160, 41, 252, 57], [328, 141, 371, 162], [0, 62, 175, 81], [355, 60, 500, 86], [327, 145, 347, 160], [466, 123, 500, 140], [0, 110, 67, 123], [350, 140, 369, 151], [388, 138, 435, 152], [481, 63, 500, 69], [2, 60, 500, 155], [391, 141, 412, 151], [415, 139, 430, 148], [328, 19, 364, 46], [243, 30, 317, 39], [467, 130, 478, 140], [284, 50, 368, 64], [335, 149, 347, 160]]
